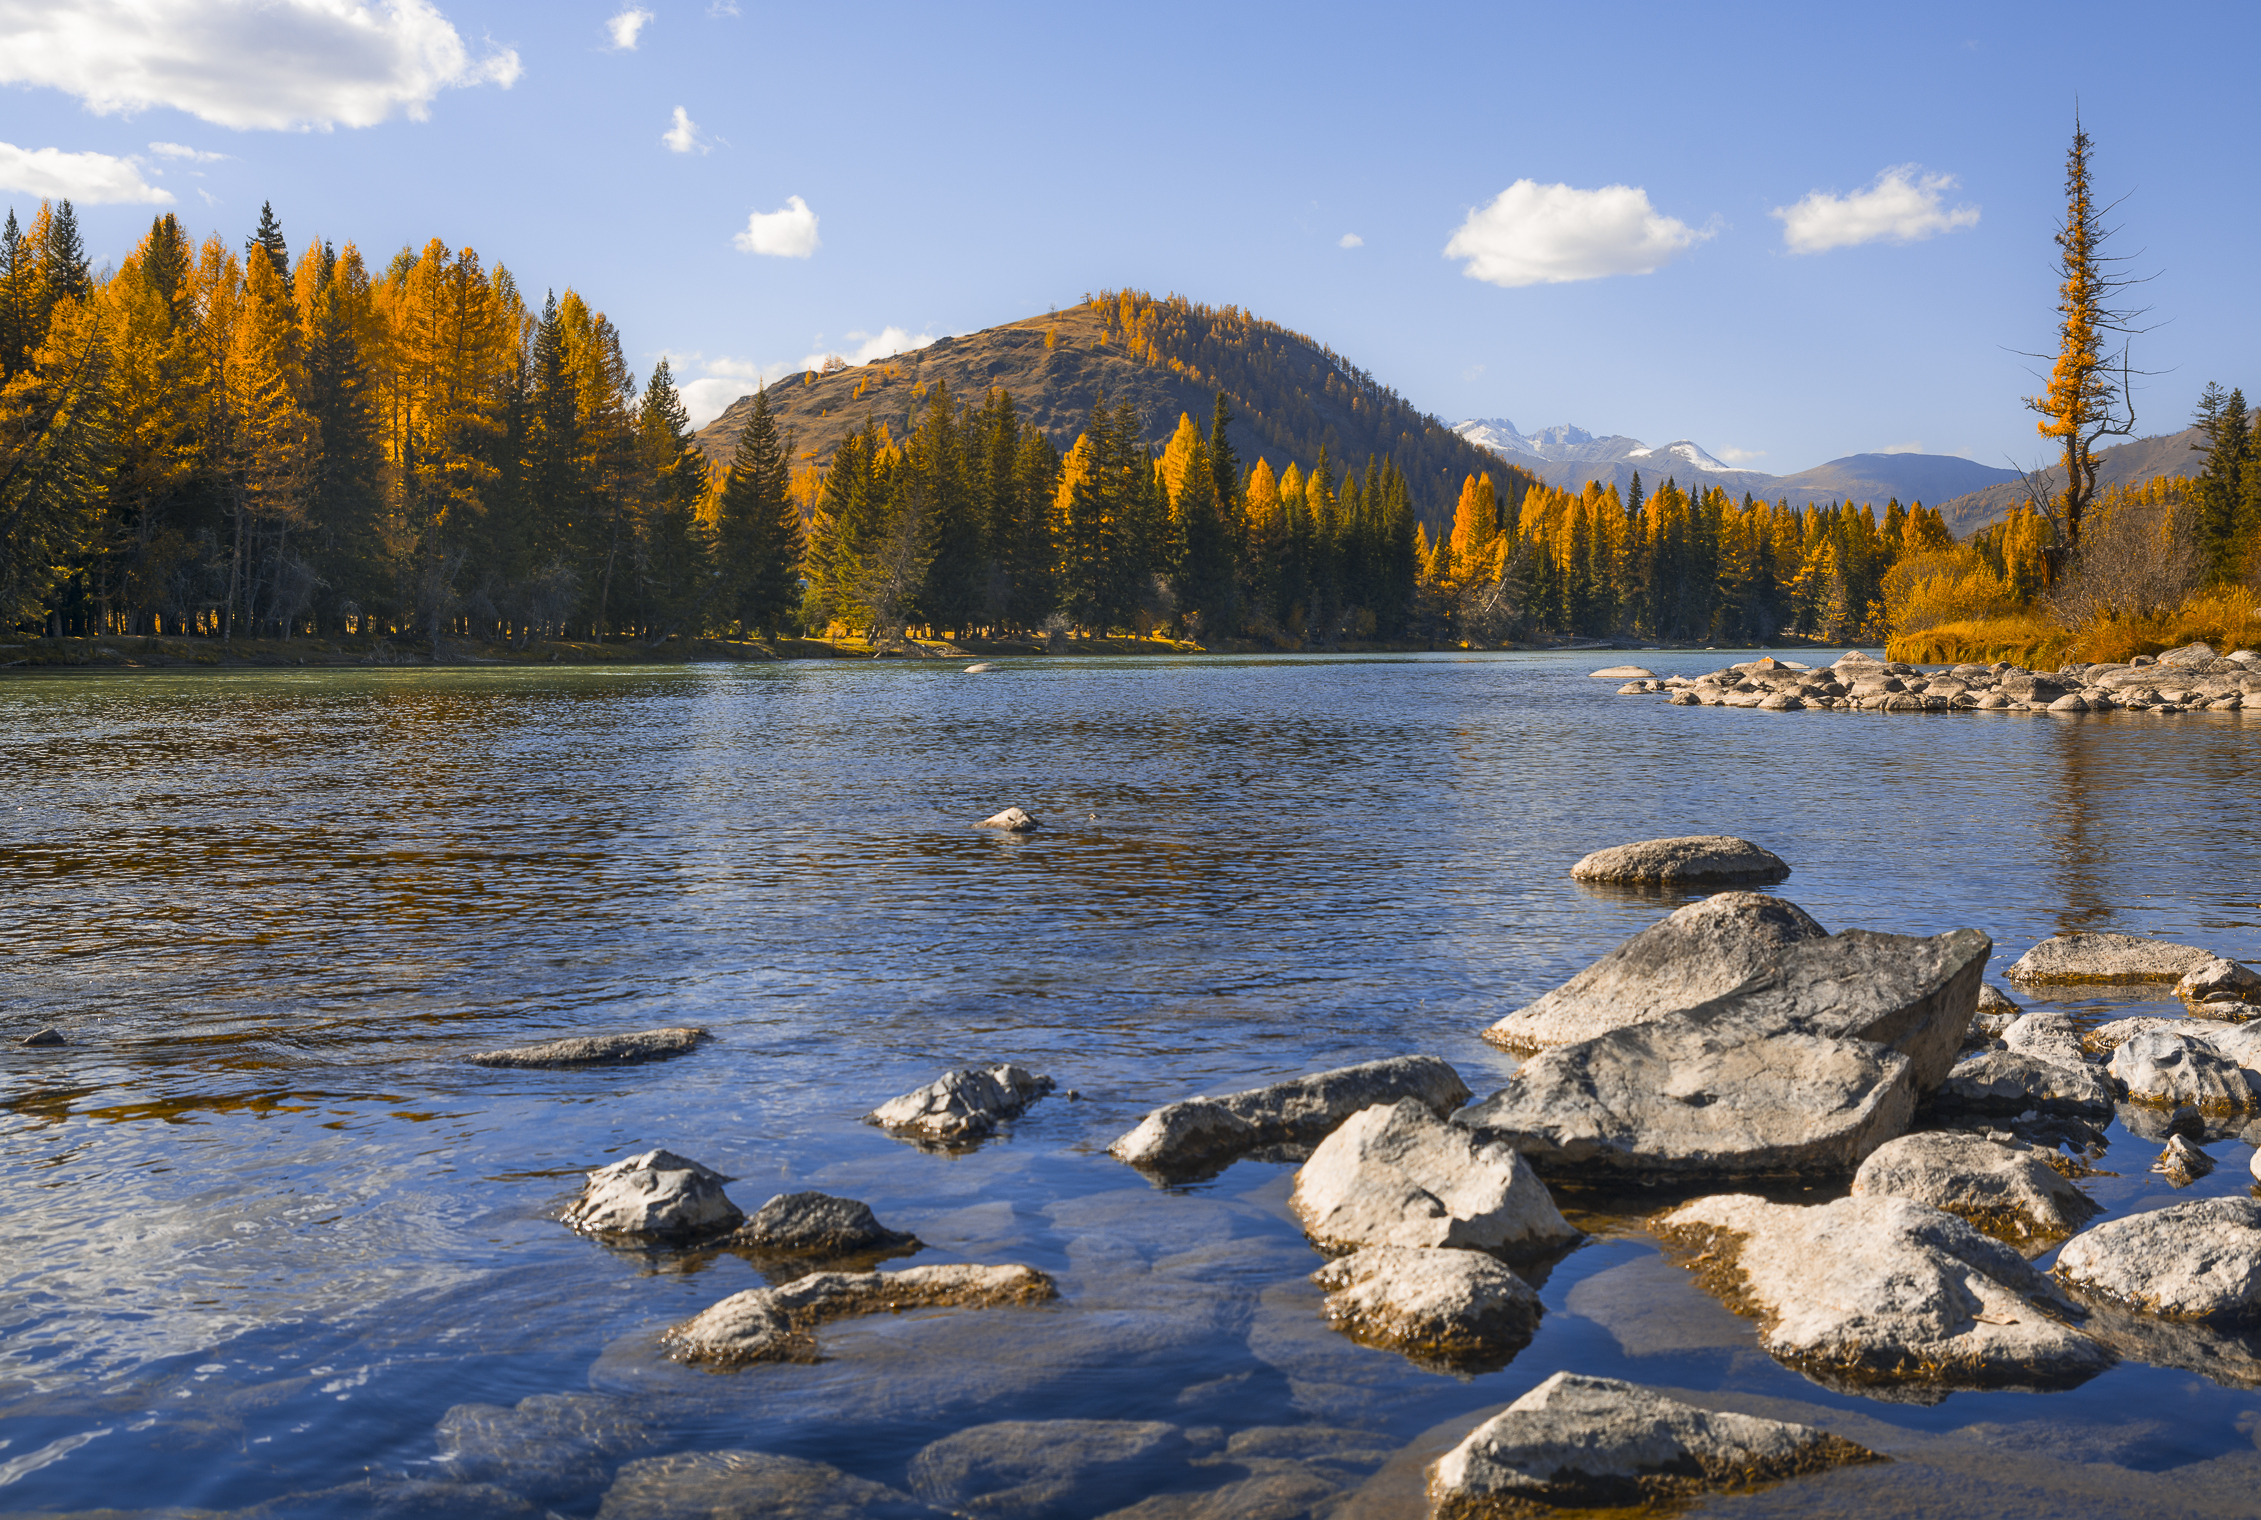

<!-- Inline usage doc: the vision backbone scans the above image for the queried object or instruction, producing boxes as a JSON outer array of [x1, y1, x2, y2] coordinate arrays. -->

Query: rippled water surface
[[5, 652, 2261, 1518]]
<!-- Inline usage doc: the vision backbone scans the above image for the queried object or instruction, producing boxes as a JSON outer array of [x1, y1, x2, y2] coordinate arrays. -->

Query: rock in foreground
[[1568, 835, 1790, 886], [1659, 1193, 2111, 1390], [1290, 1099, 1577, 1259], [1312, 1246, 1542, 1373], [1850, 1131, 2100, 1244], [666, 1263, 1056, 1366], [867, 1064, 1054, 1143], [2054, 1199, 2261, 1321], [1428, 1372, 1880, 1518], [2006, 932, 2215, 985], [564, 1149, 744, 1240], [468, 1027, 707, 1069], [1109, 1055, 1471, 1175], [731, 1192, 919, 1258], [597, 1451, 934, 1520]]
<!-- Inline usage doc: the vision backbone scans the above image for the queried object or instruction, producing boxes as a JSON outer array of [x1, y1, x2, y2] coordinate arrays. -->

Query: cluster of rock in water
[[1608, 640, 2261, 713], [351, 828, 2261, 1517]]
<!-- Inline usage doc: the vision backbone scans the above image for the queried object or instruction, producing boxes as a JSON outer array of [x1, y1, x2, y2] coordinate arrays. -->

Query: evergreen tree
[[0, 210, 39, 379], [42, 199, 91, 304], [714, 386, 801, 636], [246, 202, 289, 281], [911, 383, 986, 635], [296, 241, 388, 634], [1173, 433, 1235, 635]]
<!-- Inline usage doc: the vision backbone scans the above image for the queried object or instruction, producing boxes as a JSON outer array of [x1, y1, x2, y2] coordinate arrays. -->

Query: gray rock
[[2001, 1010, 2087, 1069], [2107, 1031, 2260, 1110], [732, 1192, 918, 1258], [1567, 835, 1790, 885], [1108, 1055, 1471, 1176], [467, 1026, 706, 1069], [2054, 1199, 2261, 1320], [2179, 957, 2261, 1007], [2160, 640, 2220, 665], [1484, 892, 1827, 1051], [1851, 1131, 2100, 1244], [1289, 1099, 1577, 1259], [1932, 1050, 2115, 1116], [1426, 1372, 1880, 1518], [868, 1064, 1055, 1142], [979, 806, 1040, 832], [1659, 1193, 2112, 1389], [2152, 1134, 2216, 1186], [2005, 932, 2215, 985], [563, 1150, 743, 1240], [666, 1263, 1058, 1366], [1976, 983, 2022, 1017], [1310, 1245, 1542, 1372], [2081, 1016, 2196, 1059], [597, 1451, 935, 1520], [435, 1393, 661, 1506], [18, 1026, 66, 1047], [907, 1420, 1187, 1519]]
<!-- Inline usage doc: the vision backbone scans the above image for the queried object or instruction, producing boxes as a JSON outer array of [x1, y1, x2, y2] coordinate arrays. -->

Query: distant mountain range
[[1931, 422, 2212, 537], [1452, 417, 2023, 512]]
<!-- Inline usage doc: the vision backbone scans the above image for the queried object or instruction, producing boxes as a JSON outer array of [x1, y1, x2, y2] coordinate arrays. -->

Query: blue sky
[[3, 1, 2257, 477]]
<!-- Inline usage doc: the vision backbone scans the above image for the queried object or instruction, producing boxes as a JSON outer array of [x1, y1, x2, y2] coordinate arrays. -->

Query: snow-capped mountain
[[1626, 439, 1735, 473], [1451, 418, 1734, 473]]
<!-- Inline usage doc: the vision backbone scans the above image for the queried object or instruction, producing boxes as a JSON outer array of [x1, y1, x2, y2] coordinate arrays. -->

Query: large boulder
[[1484, 892, 1827, 1051], [2054, 1199, 2261, 1320], [467, 1027, 706, 1069], [731, 1192, 919, 1259], [1289, 1099, 1577, 1260], [563, 1150, 743, 1240], [1850, 1131, 2100, 1244], [1427, 1372, 1879, 1519], [2006, 932, 2215, 985], [665, 1264, 1056, 1366], [1108, 1056, 1470, 1176], [1311, 1247, 1542, 1373], [2107, 1031, 2260, 1111], [867, 1064, 1054, 1143], [1658, 1193, 2112, 1390], [1568, 835, 1790, 885], [597, 1451, 935, 1520], [1932, 1050, 2114, 1116]]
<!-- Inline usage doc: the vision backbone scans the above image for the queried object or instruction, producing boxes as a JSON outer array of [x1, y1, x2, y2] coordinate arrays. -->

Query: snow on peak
[[1625, 439, 1734, 473]]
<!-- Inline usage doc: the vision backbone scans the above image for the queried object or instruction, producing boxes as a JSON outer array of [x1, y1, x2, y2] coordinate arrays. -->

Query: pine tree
[[0, 210, 40, 379], [246, 202, 289, 281], [296, 240, 388, 633], [714, 386, 801, 636], [634, 358, 717, 638], [43, 199, 91, 304], [911, 382, 985, 635], [2192, 382, 2250, 579], [1173, 432, 1235, 636]]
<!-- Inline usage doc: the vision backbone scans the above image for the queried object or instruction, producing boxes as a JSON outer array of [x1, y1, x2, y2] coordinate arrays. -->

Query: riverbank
[[1887, 589, 2261, 667]]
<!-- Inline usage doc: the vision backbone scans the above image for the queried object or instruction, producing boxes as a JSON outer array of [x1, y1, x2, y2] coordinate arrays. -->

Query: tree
[[714, 385, 801, 636], [42, 200, 91, 305], [0, 289, 109, 626], [2026, 118, 2146, 555], [246, 202, 289, 281], [632, 358, 715, 640], [2191, 382, 2251, 579]]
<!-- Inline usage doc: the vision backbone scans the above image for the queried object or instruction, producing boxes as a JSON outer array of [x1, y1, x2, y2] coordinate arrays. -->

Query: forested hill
[[694, 292, 1537, 535]]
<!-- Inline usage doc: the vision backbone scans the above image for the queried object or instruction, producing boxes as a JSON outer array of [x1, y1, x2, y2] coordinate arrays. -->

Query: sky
[[2, 0, 2258, 477]]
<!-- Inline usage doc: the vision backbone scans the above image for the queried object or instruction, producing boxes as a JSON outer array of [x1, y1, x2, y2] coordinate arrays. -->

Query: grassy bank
[[1886, 588, 2261, 667]]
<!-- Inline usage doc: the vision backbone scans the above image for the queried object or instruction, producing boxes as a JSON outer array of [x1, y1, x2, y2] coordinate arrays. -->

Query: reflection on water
[[3, 654, 2261, 1517]]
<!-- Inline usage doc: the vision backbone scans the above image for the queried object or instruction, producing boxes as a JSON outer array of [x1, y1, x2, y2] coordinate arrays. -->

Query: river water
[[4, 652, 2260, 1518]]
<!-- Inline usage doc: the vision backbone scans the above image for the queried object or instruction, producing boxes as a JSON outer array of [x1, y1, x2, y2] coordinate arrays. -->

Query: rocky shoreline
[[1615, 640, 2261, 713]]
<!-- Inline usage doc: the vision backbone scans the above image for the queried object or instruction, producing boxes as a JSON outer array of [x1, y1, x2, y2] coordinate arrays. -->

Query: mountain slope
[[1935, 424, 2210, 537], [695, 295, 1537, 532]]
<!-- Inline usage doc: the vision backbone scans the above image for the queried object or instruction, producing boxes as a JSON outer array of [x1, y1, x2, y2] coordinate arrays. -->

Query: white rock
[[1312, 1246, 1542, 1371], [978, 806, 1039, 831], [2006, 932, 2216, 985], [2179, 957, 2261, 1007], [963, 662, 998, 673], [1590, 665, 1653, 678], [868, 1064, 1054, 1142], [2107, 1031, 2260, 1110], [666, 1263, 1057, 1366], [1290, 1099, 1577, 1259], [2151, 1134, 2216, 1186], [563, 1150, 743, 1239], [1427, 1372, 1879, 1517], [2001, 1009, 2088, 1069], [1568, 835, 1790, 885], [2054, 1199, 2261, 1320], [1850, 1131, 2100, 1242]]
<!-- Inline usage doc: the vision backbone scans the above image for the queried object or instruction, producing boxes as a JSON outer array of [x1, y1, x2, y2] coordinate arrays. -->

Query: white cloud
[[1716, 446, 1767, 465], [1338, 232, 1362, 248], [605, 6, 652, 49], [1772, 166, 1979, 255], [1445, 180, 1709, 288], [1877, 440, 1925, 455], [663, 329, 939, 428], [707, 1, 739, 14], [824, 327, 935, 368], [197, 187, 220, 206], [661, 106, 706, 154], [734, 195, 819, 258], [0, 0, 521, 131], [148, 141, 228, 162], [680, 376, 757, 428], [0, 141, 173, 204]]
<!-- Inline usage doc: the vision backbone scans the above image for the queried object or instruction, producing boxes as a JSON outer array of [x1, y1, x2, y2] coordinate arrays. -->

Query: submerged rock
[[564, 1149, 744, 1240], [1850, 1131, 2100, 1244], [1427, 1372, 1880, 1518], [2152, 1134, 2216, 1186], [907, 1419, 1187, 1518], [2005, 932, 2215, 985], [467, 1026, 706, 1069], [1659, 1193, 2112, 1390], [978, 806, 1040, 832], [436, 1393, 662, 1507], [1311, 1246, 1542, 1373], [2054, 1199, 2261, 1321], [1289, 1099, 1577, 1259], [597, 1451, 934, 1520], [1567, 835, 1790, 886], [868, 1064, 1055, 1142], [731, 1192, 919, 1258], [666, 1263, 1057, 1366], [1109, 1055, 1471, 1176], [2107, 1031, 2259, 1111], [1933, 1049, 2114, 1116], [2179, 957, 2261, 1008], [1484, 892, 1827, 1051]]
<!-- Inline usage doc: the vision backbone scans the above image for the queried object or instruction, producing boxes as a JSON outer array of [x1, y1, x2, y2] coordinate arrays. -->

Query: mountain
[[695, 295, 1538, 534], [1452, 416, 2022, 511], [1933, 423, 2211, 537]]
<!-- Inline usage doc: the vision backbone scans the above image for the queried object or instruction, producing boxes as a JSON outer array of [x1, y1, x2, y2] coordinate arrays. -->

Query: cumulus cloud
[[661, 106, 706, 154], [821, 327, 934, 368], [1445, 180, 1708, 288], [148, 141, 229, 162], [1716, 446, 1767, 465], [0, 0, 521, 131], [0, 141, 173, 203], [1338, 232, 1362, 248], [1772, 166, 1979, 255], [666, 328, 940, 427], [734, 195, 819, 258], [605, 6, 652, 49]]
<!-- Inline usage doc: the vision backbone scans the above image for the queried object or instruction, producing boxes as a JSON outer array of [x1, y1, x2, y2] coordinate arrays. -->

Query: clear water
[[4, 653, 2260, 1518]]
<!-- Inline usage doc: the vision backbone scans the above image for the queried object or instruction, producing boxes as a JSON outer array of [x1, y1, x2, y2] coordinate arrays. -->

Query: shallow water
[[3, 651, 2261, 1518]]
